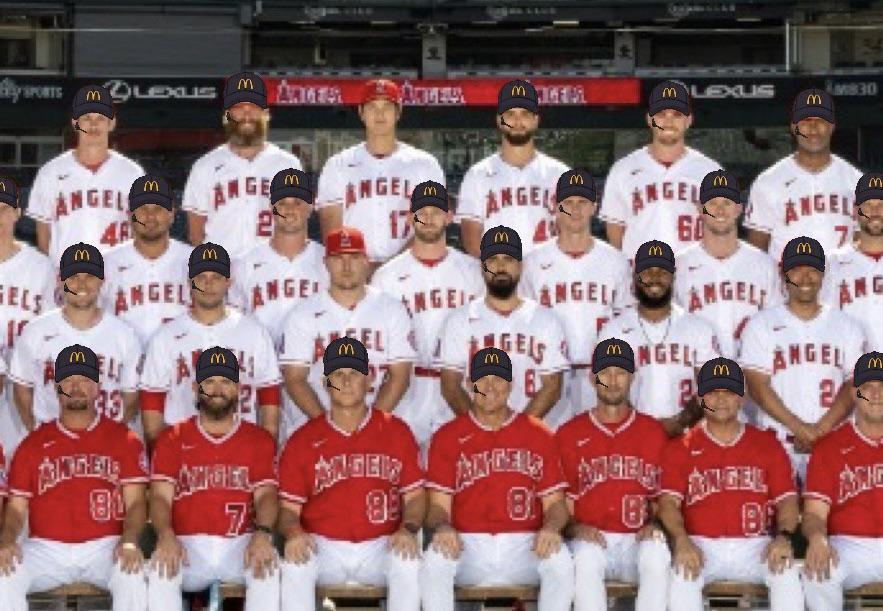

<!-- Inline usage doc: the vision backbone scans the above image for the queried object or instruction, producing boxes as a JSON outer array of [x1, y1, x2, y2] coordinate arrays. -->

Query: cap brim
[[481, 243, 522, 262], [635, 256, 674, 274], [196, 365, 239, 383], [411, 196, 448, 212], [324, 356, 369, 376], [855, 370, 883, 387], [60, 261, 104, 281], [700, 187, 740, 205], [857, 189, 883, 206], [73, 102, 114, 120], [0, 193, 18, 208], [649, 100, 690, 116], [326, 247, 366, 257], [556, 186, 596, 204], [271, 185, 313, 205], [190, 261, 230, 278], [782, 254, 824, 273], [130, 193, 172, 210], [792, 108, 834, 124], [698, 377, 744, 397], [591, 356, 635, 374], [498, 99, 538, 115], [55, 363, 99, 383], [471, 364, 513, 383], [224, 91, 267, 110]]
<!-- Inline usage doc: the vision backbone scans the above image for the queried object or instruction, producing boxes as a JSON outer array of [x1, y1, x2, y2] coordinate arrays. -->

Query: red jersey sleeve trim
[[251, 478, 279, 490], [771, 491, 797, 505], [659, 488, 684, 500], [10, 488, 32, 499], [139, 390, 167, 413], [279, 491, 307, 504], [119, 476, 149, 485], [150, 474, 177, 484], [400, 479, 425, 493], [802, 491, 832, 505], [538, 482, 567, 497], [256, 385, 281, 406], [426, 481, 455, 494]]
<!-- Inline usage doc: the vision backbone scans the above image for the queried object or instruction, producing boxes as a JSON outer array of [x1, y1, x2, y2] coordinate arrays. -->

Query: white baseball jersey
[[435, 298, 571, 428], [26, 150, 144, 264], [674, 241, 783, 358], [99, 239, 192, 348], [229, 240, 328, 346], [8, 309, 141, 424], [599, 146, 721, 259], [739, 303, 867, 440], [139, 308, 281, 426], [744, 154, 863, 261], [598, 305, 720, 420], [455, 151, 569, 256], [822, 245, 883, 351], [317, 142, 446, 263], [182, 142, 303, 258], [520, 239, 634, 367], [0, 244, 56, 361], [278, 286, 417, 430]]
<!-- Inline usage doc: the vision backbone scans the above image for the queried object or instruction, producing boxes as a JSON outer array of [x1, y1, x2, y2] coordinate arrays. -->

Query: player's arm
[[116, 481, 148, 572], [440, 368, 471, 417], [660, 395, 703, 437], [459, 219, 483, 258], [746, 229, 771, 252], [425, 489, 463, 559], [142, 412, 166, 453], [186, 211, 206, 246], [524, 372, 563, 419], [373, 361, 411, 414], [658, 492, 703, 579], [245, 484, 280, 578], [281, 365, 324, 420], [278, 500, 316, 564], [317, 205, 343, 243], [11, 383, 35, 432], [744, 369, 813, 443], [802, 498, 837, 581], [0, 495, 27, 569], [35, 221, 51, 255], [605, 222, 625, 250], [389, 487, 427, 560], [122, 391, 138, 426], [534, 490, 568, 559], [149, 479, 187, 577], [256, 389, 281, 446], [816, 382, 855, 437], [253, 484, 279, 532]]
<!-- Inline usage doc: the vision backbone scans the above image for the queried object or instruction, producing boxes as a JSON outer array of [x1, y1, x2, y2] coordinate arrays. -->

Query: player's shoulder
[[166, 238, 194, 259], [675, 242, 705, 267], [12, 242, 52, 268], [102, 240, 140, 265], [260, 142, 301, 166], [285, 413, 329, 448], [462, 152, 501, 178], [106, 150, 144, 174], [829, 153, 862, 178], [736, 240, 777, 265], [189, 143, 235, 171], [148, 312, 191, 342], [741, 423, 784, 448], [606, 146, 652, 176], [675, 305, 715, 331], [225, 307, 265, 332], [533, 150, 569, 173], [99, 415, 141, 440], [366, 285, 408, 309], [372, 250, 412, 281], [682, 146, 721, 171], [393, 141, 437, 163], [523, 241, 560, 267], [823, 304, 864, 332], [99, 311, 139, 337], [237, 419, 276, 447], [432, 413, 471, 444], [517, 412, 555, 439], [321, 142, 365, 169], [815, 419, 856, 455], [828, 242, 857, 263], [752, 154, 797, 185], [632, 410, 668, 437], [371, 409, 415, 438], [18, 307, 62, 337], [35, 149, 76, 175], [599, 307, 637, 336], [235, 240, 273, 265], [554, 412, 589, 442]]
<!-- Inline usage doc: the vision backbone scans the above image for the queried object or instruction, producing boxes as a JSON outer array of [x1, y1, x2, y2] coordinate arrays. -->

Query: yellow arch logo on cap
[[648, 245, 663, 257], [606, 343, 622, 356], [662, 87, 678, 98], [806, 93, 822, 105], [796, 242, 813, 254], [484, 352, 501, 364], [143, 180, 159, 192], [202, 247, 218, 260], [74, 249, 90, 261], [713, 363, 731, 376], [494, 231, 509, 243], [568, 174, 584, 185], [713, 175, 728, 187], [85, 90, 101, 101], [69, 351, 86, 363], [209, 352, 226, 365], [237, 78, 254, 91], [868, 357, 883, 370], [511, 85, 526, 97], [869, 177, 883, 189], [338, 342, 356, 356], [423, 185, 437, 196], [284, 174, 299, 186]]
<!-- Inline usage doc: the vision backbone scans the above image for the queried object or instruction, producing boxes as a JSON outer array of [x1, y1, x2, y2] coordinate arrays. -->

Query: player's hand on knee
[[673, 535, 703, 581], [245, 531, 279, 580], [570, 523, 607, 549], [804, 536, 837, 582], [0, 542, 22, 576], [283, 530, 316, 565], [114, 541, 145, 575], [533, 526, 563, 560], [635, 524, 665, 544], [430, 524, 462, 560], [152, 531, 187, 579], [763, 535, 794, 574], [389, 526, 421, 561]]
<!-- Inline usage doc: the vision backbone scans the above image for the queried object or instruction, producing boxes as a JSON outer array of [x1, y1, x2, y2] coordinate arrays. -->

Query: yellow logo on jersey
[[606, 343, 622, 356], [338, 342, 356, 356], [69, 351, 86, 363], [568, 174, 584, 185], [869, 177, 883, 189], [648, 245, 663, 257], [237, 78, 254, 91], [85, 90, 101, 102], [423, 185, 438, 196], [713, 175, 728, 187], [806, 93, 822, 105], [201, 248, 218, 260], [143, 180, 159, 192], [662, 87, 678, 98], [484, 352, 501, 364], [868, 357, 883, 370], [796, 242, 813, 255], [511, 85, 526, 97], [493, 231, 509, 244], [73, 249, 90, 261], [713, 363, 731, 377], [209, 352, 226, 365]]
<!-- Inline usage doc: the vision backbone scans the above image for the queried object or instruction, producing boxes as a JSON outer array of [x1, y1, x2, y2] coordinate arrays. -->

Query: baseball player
[[822, 172, 883, 350], [183, 71, 303, 258], [456, 79, 569, 258], [740, 235, 867, 482], [278, 338, 425, 611], [745, 88, 863, 260], [229, 168, 328, 345], [371, 181, 484, 445], [600, 80, 721, 260], [0, 177, 55, 459], [555, 339, 670, 611], [9, 243, 141, 431], [316, 79, 446, 270], [100, 175, 191, 347], [0, 344, 148, 611], [521, 169, 633, 414], [802, 351, 883, 611], [138, 242, 282, 449], [147, 347, 279, 611], [674, 169, 782, 359], [421, 347, 574, 611], [597, 239, 720, 436], [278, 227, 416, 439], [27, 85, 143, 264], [437, 225, 571, 429], [658, 357, 804, 611]]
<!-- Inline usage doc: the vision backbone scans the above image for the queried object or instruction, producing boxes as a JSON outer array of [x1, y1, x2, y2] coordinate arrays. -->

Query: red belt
[[415, 367, 440, 378]]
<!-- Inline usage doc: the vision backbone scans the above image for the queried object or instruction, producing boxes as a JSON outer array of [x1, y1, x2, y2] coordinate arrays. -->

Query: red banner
[[266, 77, 640, 107]]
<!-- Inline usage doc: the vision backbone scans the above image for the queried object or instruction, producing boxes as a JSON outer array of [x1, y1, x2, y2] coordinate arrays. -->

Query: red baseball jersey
[[151, 416, 277, 538], [660, 421, 796, 538], [556, 409, 667, 533], [278, 409, 423, 542], [427, 411, 566, 534], [805, 420, 883, 537], [8, 415, 148, 543]]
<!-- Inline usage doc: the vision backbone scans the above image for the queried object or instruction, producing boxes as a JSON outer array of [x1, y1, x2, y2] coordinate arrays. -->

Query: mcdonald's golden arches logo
[[237, 78, 254, 91], [338, 343, 356, 356], [284, 174, 299, 186], [713, 364, 730, 376], [0, 182, 5, 192], [569, 174, 584, 185], [143, 180, 159, 192], [511, 85, 526, 97], [85, 90, 101, 102], [796, 242, 812, 255], [868, 357, 883, 370], [662, 87, 678, 98], [209, 352, 226, 365], [423, 185, 437, 196], [713, 175, 728, 187], [606, 343, 622, 356], [484, 352, 501, 364], [869, 177, 883, 189], [806, 93, 822, 105], [648, 245, 663, 257], [494, 231, 509, 244], [74, 249, 90, 262], [69, 351, 86, 363], [202, 248, 218, 260]]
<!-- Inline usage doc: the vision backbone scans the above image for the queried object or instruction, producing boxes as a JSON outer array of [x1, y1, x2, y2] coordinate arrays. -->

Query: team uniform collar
[[196, 414, 242, 445], [56, 412, 102, 439], [467, 408, 519, 433], [588, 408, 636, 438], [326, 407, 374, 437], [701, 419, 745, 448]]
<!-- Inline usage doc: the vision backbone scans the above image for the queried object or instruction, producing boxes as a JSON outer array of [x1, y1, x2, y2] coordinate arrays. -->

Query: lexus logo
[[102, 79, 218, 103]]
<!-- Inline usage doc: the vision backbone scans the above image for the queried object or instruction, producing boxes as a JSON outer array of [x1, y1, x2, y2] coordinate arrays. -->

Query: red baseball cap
[[362, 79, 402, 105], [325, 227, 367, 256]]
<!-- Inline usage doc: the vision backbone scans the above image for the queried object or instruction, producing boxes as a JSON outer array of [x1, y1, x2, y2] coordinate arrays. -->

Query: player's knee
[[637, 539, 671, 577], [766, 562, 802, 588], [572, 542, 606, 580], [146, 566, 182, 589], [280, 557, 319, 585], [387, 551, 421, 582], [538, 546, 575, 582], [421, 548, 458, 578]]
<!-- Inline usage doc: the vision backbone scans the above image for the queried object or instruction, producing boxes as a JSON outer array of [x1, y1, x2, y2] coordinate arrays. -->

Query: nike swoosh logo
[[577, 438, 591, 447], [772, 325, 786, 332], [43, 334, 59, 342], [785, 178, 797, 187], [540, 263, 553, 270], [398, 275, 410, 281], [458, 434, 473, 444], [58, 174, 69, 180], [117, 265, 131, 272], [630, 169, 642, 176], [313, 439, 326, 448], [621, 328, 633, 334], [841, 446, 854, 454], [214, 164, 224, 172], [253, 262, 264, 269], [174, 332, 188, 340], [688, 265, 702, 271], [43, 441, 56, 448], [314, 311, 325, 318], [347, 163, 360, 168], [690, 450, 703, 456], [182, 444, 196, 450]]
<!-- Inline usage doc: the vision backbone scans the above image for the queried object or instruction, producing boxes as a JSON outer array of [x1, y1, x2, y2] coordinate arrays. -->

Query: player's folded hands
[[283, 530, 316, 565], [570, 523, 607, 548], [389, 527, 421, 560], [152, 532, 188, 579], [430, 524, 463, 560], [634, 524, 666, 544], [0, 542, 22, 576], [763, 535, 793, 574], [673, 535, 704, 581], [533, 526, 563, 560], [803, 536, 839, 582], [114, 541, 145, 575], [245, 531, 279, 579]]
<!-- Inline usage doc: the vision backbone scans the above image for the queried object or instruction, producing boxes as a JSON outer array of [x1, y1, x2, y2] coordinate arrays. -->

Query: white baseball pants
[[803, 536, 883, 611]]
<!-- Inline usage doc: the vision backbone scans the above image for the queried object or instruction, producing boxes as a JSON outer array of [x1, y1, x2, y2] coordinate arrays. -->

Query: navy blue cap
[[411, 181, 448, 213], [129, 175, 173, 211], [698, 357, 744, 397], [480, 225, 522, 262], [270, 168, 314, 206], [498, 79, 538, 115], [556, 169, 597, 204], [470, 347, 513, 383], [189, 243, 231, 279], [855, 351, 883, 388], [196, 346, 239, 383], [0, 176, 19, 208], [60, 243, 104, 281], [856, 172, 883, 207], [791, 88, 835, 124], [648, 80, 691, 117], [700, 170, 741, 205], [781, 236, 824, 274], [72, 85, 114, 120], [55, 344, 100, 383], [591, 338, 635, 374], [323, 337, 370, 376], [224, 72, 267, 110], [634, 240, 675, 275]]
